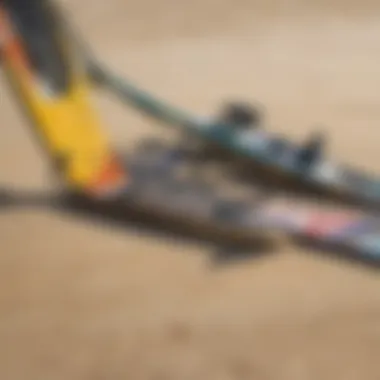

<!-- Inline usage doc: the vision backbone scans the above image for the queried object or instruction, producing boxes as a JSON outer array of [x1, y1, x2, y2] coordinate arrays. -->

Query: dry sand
[[1, 1, 380, 379]]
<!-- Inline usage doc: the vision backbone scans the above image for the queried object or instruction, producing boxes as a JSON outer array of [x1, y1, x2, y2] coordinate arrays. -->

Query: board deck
[[72, 141, 380, 261]]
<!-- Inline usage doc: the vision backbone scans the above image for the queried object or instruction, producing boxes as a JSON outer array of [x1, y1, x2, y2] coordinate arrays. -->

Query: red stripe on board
[[305, 212, 358, 238]]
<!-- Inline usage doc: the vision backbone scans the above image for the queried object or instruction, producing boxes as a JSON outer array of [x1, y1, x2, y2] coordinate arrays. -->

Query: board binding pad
[[197, 101, 380, 207]]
